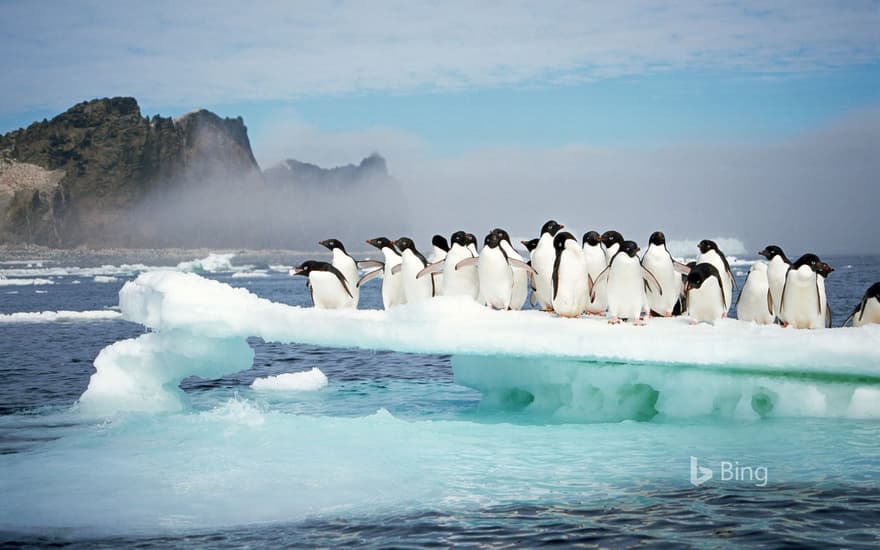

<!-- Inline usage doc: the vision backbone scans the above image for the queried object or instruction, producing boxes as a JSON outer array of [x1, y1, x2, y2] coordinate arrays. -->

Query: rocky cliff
[[0, 97, 261, 247]]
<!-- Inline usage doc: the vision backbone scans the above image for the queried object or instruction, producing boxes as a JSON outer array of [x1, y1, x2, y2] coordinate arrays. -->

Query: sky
[[1, 0, 879, 253]]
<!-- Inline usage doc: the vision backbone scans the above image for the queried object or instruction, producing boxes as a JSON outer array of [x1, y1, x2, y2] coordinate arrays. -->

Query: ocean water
[[1, 252, 879, 547]]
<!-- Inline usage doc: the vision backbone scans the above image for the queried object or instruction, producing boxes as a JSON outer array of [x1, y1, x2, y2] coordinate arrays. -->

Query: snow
[[251, 368, 328, 391], [176, 253, 236, 273], [78, 270, 880, 417], [0, 310, 123, 323]]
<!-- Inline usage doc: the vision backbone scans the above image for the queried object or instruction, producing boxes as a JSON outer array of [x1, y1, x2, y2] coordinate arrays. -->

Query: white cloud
[[1, 0, 878, 113]]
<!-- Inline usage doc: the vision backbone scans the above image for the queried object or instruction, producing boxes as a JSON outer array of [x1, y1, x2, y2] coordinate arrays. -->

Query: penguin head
[[366, 237, 395, 251], [601, 230, 624, 248], [291, 260, 329, 277], [484, 232, 501, 248], [394, 237, 416, 253], [465, 233, 478, 247], [540, 220, 564, 237], [492, 228, 511, 244], [553, 231, 576, 252], [582, 231, 601, 247], [685, 263, 720, 291], [649, 231, 666, 247], [697, 239, 718, 255], [432, 234, 450, 252], [450, 231, 469, 248], [792, 253, 822, 272], [866, 282, 880, 300], [758, 245, 787, 262], [817, 261, 834, 278], [319, 239, 346, 253], [521, 238, 539, 252], [619, 240, 640, 257]]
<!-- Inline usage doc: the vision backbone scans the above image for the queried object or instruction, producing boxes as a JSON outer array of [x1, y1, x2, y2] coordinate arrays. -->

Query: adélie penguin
[[845, 282, 880, 327], [359, 237, 406, 309], [429, 234, 450, 295], [816, 260, 835, 328], [735, 262, 774, 325], [641, 231, 685, 317], [696, 240, 736, 316], [551, 232, 589, 318], [418, 231, 480, 299], [685, 263, 727, 325], [394, 237, 434, 302], [779, 253, 830, 329], [494, 228, 529, 310], [581, 231, 607, 315], [758, 245, 790, 320], [521, 238, 540, 307], [290, 260, 355, 309], [455, 232, 534, 310], [592, 240, 662, 325], [319, 239, 360, 307], [531, 220, 565, 311]]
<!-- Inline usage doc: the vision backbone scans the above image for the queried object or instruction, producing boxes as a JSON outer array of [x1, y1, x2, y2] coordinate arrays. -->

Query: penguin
[[758, 245, 790, 320], [735, 262, 773, 325], [531, 220, 565, 311], [696, 240, 736, 316], [591, 240, 661, 325], [290, 260, 355, 309], [816, 260, 835, 328], [551, 232, 589, 318], [779, 253, 829, 329], [429, 234, 450, 295], [319, 239, 360, 307], [641, 231, 684, 317], [475, 232, 514, 310], [601, 230, 624, 264], [494, 228, 529, 310], [358, 237, 406, 309], [521, 238, 540, 307], [581, 231, 608, 315], [394, 237, 434, 302], [845, 282, 880, 327], [685, 263, 727, 325], [417, 231, 480, 299]]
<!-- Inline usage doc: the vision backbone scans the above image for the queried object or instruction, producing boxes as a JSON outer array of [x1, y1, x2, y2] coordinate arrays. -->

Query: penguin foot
[[608, 317, 621, 325], [634, 318, 646, 326]]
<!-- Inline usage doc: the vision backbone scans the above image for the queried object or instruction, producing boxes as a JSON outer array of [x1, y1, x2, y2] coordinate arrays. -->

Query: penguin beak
[[319, 240, 330, 249], [290, 267, 304, 276]]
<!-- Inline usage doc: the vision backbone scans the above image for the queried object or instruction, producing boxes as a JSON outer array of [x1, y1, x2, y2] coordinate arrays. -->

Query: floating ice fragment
[[251, 368, 328, 391]]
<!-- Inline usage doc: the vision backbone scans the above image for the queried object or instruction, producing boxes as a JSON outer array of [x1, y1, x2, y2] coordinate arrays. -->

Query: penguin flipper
[[327, 265, 354, 299], [815, 278, 822, 317], [357, 260, 384, 269], [507, 258, 536, 274], [825, 306, 833, 329], [673, 261, 692, 275], [589, 267, 610, 302], [529, 290, 537, 307], [843, 302, 861, 327], [357, 268, 384, 288], [720, 283, 727, 311], [641, 266, 663, 296], [767, 289, 773, 316], [416, 261, 445, 279], [391, 264, 402, 275], [455, 257, 479, 271]]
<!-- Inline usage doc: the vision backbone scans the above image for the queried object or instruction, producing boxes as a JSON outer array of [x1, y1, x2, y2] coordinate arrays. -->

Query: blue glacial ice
[[77, 271, 880, 420]]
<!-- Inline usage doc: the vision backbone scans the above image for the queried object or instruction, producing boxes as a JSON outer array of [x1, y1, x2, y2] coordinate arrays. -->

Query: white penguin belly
[[552, 248, 588, 318], [583, 245, 607, 314], [501, 242, 528, 310], [401, 253, 433, 302], [781, 269, 822, 329], [332, 250, 359, 306], [642, 249, 679, 316], [478, 248, 513, 310], [443, 247, 479, 299], [606, 258, 644, 320], [309, 272, 354, 309], [381, 251, 405, 309], [687, 278, 725, 324], [736, 270, 773, 325], [697, 251, 731, 314], [532, 235, 555, 310], [767, 257, 788, 317], [855, 298, 880, 327]]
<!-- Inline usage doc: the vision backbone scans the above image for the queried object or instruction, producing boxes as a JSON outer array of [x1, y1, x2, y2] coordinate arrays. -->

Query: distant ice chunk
[[251, 368, 328, 391], [93, 275, 119, 283], [176, 253, 236, 273], [231, 270, 269, 279], [0, 310, 123, 323], [0, 277, 54, 286]]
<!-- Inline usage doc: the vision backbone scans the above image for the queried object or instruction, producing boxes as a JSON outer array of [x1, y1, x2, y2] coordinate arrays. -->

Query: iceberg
[[78, 271, 880, 419], [176, 253, 236, 273], [0, 310, 123, 323]]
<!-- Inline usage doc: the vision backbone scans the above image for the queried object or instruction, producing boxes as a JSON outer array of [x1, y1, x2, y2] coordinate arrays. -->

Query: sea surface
[[0, 251, 878, 548]]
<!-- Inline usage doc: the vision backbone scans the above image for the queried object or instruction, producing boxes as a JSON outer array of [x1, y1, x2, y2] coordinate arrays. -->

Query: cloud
[[253, 106, 880, 254], [1, 0, 878, 113]]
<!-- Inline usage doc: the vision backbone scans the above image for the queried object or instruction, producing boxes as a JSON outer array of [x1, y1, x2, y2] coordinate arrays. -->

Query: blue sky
[[1, 1, 879, 251]]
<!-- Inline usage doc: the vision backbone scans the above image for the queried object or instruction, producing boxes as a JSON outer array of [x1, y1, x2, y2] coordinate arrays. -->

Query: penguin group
[[289, 221, 880, 329]]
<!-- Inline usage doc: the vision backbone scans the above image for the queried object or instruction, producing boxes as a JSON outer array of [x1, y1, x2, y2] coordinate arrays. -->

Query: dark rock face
[[0, 98, 261, 247]]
